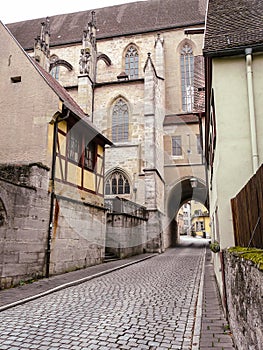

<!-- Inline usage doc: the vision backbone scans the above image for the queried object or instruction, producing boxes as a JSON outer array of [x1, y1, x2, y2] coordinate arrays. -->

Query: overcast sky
[[1, 0, 142, 24]]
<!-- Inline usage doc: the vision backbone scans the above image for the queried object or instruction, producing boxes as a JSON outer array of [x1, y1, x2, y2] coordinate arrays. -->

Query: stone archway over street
[[165, 177, 208, 246]]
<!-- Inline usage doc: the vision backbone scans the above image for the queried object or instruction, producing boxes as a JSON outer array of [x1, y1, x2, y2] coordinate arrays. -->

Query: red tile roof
[[193, 55, 205, 112], [164, 114, 199, 125]]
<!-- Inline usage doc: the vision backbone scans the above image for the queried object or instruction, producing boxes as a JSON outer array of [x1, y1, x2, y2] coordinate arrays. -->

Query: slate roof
[[203, 0, 263, 56], [6, 0, 206, 50]]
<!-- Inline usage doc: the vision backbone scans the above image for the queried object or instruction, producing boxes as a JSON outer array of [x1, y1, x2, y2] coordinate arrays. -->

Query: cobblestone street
[[0, 239, 206, 350]]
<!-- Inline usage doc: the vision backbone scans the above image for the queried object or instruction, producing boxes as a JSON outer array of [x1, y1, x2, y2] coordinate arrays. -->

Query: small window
[[196, 134, 202, 154], [84, 142, 96, 170], [196, 221, 205, 231], [125, 45, 139, 79], [172, 136, 182, 156], [11, 76, 21, 83], [68, 129, 80, 163]]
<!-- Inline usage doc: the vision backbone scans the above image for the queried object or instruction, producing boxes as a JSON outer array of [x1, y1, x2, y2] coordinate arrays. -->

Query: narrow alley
[[0, 238, 234, 349]]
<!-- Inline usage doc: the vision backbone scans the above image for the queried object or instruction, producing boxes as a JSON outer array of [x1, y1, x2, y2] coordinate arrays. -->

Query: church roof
[[6, 0, 206, 50], [203, 0, 263, 56]]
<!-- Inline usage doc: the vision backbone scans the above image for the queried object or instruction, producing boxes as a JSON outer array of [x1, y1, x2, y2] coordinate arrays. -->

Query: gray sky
[[1, 0, 142, 24]]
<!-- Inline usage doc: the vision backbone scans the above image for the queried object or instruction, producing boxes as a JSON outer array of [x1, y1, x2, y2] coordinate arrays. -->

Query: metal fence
[[231, 164, 263, 248]]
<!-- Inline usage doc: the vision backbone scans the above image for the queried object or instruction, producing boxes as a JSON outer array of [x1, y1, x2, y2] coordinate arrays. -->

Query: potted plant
[[209, 240, 220, 253]]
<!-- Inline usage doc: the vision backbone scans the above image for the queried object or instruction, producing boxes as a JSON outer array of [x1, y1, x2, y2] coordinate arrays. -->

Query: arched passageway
[[166, 177, 208, 247]]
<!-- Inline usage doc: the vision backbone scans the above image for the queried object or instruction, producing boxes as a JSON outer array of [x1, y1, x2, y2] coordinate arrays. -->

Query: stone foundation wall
[[224, 250, 263, 350], [0, 163, 108, 288], [50, 196, 106, 275], [106, 213, 147, 258], [0, 163, 50, 289]]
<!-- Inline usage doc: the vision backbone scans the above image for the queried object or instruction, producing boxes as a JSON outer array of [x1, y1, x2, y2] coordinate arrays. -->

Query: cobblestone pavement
[[0, 240, 205, 350]]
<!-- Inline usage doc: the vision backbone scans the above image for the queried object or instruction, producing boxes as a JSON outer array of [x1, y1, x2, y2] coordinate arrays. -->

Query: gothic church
[[0, 0, 207, 286]]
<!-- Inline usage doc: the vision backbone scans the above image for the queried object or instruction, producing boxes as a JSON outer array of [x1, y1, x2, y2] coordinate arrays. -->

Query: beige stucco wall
[[164, 121, 206, 207], [0, 24, 59, 167]]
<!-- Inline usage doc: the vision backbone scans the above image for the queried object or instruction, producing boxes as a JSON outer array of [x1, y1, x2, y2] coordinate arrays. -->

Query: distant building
[[190, 202, 210, 238]]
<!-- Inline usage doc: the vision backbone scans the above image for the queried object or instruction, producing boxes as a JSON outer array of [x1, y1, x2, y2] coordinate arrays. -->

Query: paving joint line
[[191, 244, 207, 350], [0, 254, 157, 312]]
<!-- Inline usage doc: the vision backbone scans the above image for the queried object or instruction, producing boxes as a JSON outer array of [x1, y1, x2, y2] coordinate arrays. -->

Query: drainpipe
[[46, 110, 70, 278], [245, 48, 259, 173]]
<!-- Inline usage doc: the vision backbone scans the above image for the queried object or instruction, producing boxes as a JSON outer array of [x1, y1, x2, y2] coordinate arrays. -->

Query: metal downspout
[[245, 48, 259, 173]]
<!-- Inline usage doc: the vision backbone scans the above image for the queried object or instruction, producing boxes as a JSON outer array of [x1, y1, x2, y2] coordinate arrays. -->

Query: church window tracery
[[125, 45, 139, 79], [112, 98, 129, 142], [180, 44, 194, 112], [105, 171, 130, 195]]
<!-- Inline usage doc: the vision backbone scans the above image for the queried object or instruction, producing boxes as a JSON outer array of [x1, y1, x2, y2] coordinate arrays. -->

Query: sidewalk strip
[[0, 254, 157, 312], [192, 244, 206, 350]]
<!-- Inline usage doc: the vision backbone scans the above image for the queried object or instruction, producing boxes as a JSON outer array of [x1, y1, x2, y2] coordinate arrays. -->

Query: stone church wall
[[94, 82, 145, 140], [105, 144, 145, 204], [224, 250, 263, 350], [0, 163, 50, 289]]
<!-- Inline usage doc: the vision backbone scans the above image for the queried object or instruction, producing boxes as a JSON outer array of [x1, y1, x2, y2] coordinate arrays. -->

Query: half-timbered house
[[0, 21, 111, 288]]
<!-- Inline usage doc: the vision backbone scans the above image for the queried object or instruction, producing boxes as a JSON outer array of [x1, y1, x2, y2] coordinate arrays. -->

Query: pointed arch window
[[0, 199, 6, 227], [50, 66, 60, 80], [50, 55, 60, 80], [112, 99, 129, 142], [105, 171, 130, 195], [180, 44, 194, 112], [125, 45, 139, 79]]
